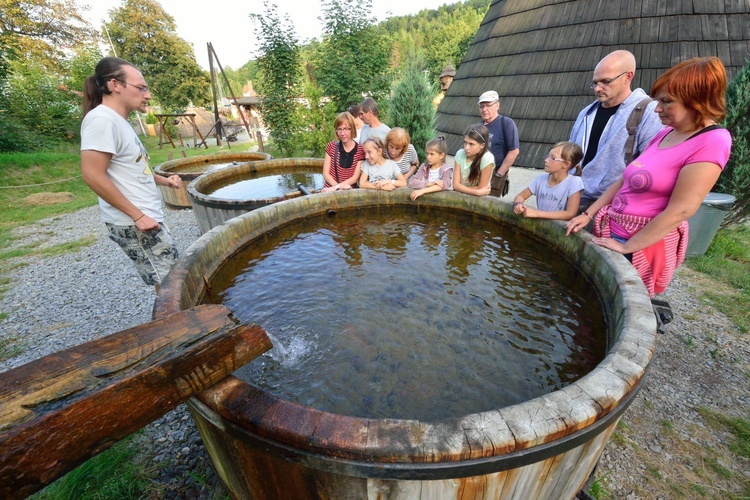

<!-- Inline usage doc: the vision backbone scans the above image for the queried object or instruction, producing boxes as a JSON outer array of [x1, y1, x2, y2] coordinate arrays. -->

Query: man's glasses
[[588, 71, 628, 89], [479, 102, 498, 109], [116, 79, 149, 93]]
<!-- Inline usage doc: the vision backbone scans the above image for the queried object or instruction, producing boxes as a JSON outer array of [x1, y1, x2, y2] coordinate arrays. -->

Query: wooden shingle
[[436, 0, 750, 164]]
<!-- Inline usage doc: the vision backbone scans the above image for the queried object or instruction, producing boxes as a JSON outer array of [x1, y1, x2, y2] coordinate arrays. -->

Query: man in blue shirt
[[478, 90, 520, 198]]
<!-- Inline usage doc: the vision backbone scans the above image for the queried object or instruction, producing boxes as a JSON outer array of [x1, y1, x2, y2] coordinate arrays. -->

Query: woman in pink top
[[567, 57, 732, 299]]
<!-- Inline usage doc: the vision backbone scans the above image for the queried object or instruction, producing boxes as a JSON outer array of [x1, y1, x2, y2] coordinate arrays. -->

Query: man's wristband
[[133, 213, 146, 223]]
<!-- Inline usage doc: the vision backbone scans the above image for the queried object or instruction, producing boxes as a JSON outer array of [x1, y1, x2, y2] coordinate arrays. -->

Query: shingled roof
[[435, 0, 750, 168]]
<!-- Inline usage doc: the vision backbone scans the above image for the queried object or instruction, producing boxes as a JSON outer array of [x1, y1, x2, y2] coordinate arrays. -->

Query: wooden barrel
[[187, 158, 324, 234], [154, 152, 273, 208], [154, 191, 656, 500]]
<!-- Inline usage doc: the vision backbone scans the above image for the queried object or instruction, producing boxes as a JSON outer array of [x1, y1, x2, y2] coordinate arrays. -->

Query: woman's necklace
[[663, 129, 695, 145], [664, 121, 715, 146]]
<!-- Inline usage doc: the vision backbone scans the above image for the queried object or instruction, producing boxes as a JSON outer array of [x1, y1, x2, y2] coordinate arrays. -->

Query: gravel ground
[[2, 190, 748, 498]]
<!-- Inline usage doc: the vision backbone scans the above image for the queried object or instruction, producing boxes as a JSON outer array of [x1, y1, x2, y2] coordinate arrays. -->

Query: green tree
[[65, 45, 104, 93], [222, 60, 262, 99], [251, 1, 300, 156], [380, 0, 489, 81], [0, 0, 97, 150], [717, 58, 750, 226], [387, 59, 436, 160], [312, 0, 392, 111], [106, 0, 210, 111], [0, 0, 96, 74]]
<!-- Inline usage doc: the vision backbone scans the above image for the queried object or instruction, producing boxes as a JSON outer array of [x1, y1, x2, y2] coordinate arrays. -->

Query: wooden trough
[[154, 151, 272, 208], [0, 304, 271, 499], [187, 157, 324, 234], [154, 191, 657, 500]]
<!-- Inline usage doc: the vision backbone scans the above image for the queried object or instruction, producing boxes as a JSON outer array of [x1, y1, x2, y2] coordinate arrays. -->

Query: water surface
[[212, 208, 606, 421], [206, 170, 323, 199]]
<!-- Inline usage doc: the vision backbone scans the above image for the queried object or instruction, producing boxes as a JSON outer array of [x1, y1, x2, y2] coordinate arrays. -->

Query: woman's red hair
[[651, 57, 727, 129]]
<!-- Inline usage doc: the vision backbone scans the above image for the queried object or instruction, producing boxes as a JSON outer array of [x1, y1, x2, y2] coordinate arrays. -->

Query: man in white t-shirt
[[358, 97, 391, 143], [80, 57, 182, 288]]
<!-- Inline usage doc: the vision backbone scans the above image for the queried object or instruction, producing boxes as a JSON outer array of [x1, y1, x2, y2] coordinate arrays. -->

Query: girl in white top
[[452, 124, 494, 196], [513, 141, 585, 220], [358, 137, 407, 191]]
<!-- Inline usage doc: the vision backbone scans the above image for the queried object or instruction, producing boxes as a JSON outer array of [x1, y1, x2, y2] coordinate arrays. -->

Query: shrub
[[717, 58, 750, 226], [0, 111, 35, 152]]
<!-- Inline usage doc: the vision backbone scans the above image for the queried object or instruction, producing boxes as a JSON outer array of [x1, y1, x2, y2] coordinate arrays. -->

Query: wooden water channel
[[0, 304, 270, 498]]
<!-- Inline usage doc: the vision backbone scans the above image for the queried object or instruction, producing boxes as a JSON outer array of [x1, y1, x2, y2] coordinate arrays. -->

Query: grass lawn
[[0, 136, 258, 257]]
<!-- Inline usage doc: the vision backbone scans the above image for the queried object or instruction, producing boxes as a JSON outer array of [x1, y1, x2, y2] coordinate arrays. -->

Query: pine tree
[[387, 61, 437, 160]]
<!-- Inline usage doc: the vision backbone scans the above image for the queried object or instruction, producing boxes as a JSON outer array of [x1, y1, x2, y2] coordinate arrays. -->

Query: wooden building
[[435, 0, 750, 168]]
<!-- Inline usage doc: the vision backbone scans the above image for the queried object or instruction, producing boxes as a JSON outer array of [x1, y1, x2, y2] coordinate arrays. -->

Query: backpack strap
[[624, 97, 654, 164]]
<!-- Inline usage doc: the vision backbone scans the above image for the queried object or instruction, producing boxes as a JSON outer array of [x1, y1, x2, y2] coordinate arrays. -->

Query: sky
[[75, 0, 456, 70]]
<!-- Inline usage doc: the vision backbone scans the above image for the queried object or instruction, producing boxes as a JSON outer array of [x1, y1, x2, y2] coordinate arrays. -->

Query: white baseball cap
[[478, 90, 499, 103]]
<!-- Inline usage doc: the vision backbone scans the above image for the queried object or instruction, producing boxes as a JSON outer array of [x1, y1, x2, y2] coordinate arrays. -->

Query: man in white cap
[[478, 90, 519, 197]]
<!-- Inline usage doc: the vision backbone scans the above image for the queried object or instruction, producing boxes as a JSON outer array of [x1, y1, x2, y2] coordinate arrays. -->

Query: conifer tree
[[387, 60, 437, 160]]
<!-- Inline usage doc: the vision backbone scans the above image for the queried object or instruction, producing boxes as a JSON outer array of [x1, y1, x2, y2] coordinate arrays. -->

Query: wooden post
[[257, 131, 265, 152], [0, 304, 271, 499]]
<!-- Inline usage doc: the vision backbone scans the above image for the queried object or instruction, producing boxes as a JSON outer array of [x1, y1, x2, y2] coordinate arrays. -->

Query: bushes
[[717, 58, 750, 227], [0, 60, 81, 151]]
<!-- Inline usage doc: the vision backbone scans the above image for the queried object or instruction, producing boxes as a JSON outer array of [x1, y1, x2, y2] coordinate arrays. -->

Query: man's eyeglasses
[[588, 71, 628, 89], [479, 102, 498, 109], [116, 79, 149, 93]]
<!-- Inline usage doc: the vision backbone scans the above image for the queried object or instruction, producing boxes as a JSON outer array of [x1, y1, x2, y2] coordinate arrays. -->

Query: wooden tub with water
[[153, 190, 656, 499], [187, 157, 324, 234], [153, 151, 272, 208]]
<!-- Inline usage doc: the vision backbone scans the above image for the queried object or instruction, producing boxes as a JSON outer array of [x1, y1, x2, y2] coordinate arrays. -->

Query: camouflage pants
[[106, 222, 179, 286]]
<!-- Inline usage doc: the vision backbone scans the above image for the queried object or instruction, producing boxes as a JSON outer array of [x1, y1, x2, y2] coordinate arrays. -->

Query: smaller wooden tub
[[187, 158, 324, 234], [154, 152, 272, 208]]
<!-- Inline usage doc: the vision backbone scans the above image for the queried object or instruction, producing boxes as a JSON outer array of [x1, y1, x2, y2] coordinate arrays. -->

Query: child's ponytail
[[551, 141, 583, 176]]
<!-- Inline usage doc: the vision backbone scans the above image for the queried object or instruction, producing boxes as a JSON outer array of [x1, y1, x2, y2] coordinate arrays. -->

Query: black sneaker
[[651, 298, 673, 333]]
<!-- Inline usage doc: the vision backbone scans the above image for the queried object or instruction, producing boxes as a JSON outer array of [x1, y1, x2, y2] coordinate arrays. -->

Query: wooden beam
[[0, 304, 271, 499]]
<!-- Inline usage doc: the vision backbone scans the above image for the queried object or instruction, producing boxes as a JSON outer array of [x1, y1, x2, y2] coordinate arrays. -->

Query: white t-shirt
[[361, 159, 400, 183], [529, 174, 585, 212], [80, 105, 164, 224], [359, 123, 391, 144]]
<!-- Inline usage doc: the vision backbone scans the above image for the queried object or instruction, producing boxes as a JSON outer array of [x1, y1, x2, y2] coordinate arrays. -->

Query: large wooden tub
[[154, 191, 656, 499], [154, 152, 272, 208], [187, 158, 324, 234]]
